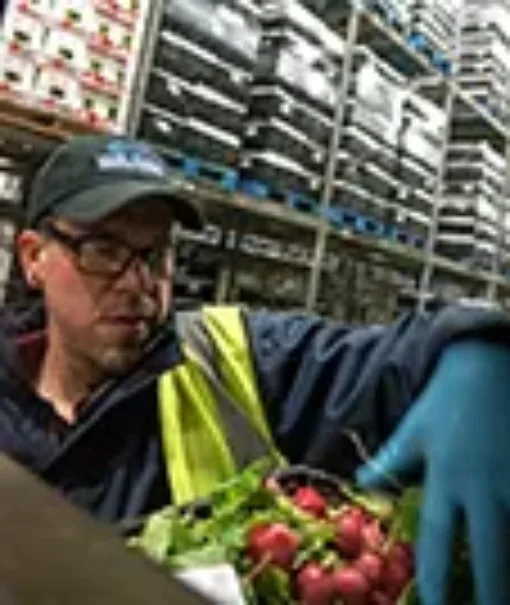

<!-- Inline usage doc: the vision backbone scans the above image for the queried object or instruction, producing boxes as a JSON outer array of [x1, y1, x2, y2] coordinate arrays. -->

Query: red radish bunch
[[355, 552, 384, 586], [332, 566, 371, 604], [247, 522, 300, 570], [246, 483, 414, 604], [292, 486, 328, 518], [296, 562, 335, 605], [293, 550, 413, 605], [334, 508, 365, 558]]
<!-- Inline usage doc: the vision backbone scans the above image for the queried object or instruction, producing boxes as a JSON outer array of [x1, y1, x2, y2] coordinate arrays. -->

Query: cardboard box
[[43, 27, 88, 71], [0, 43, 37, 94], [80, 89, 119, 128], [34, 65, 83, 111], [2, 9, 45, 52], [50, 0, 94, 30]]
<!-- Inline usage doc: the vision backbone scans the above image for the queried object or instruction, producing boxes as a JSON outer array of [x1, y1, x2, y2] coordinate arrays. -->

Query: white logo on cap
[[96, 140, 167, 177]]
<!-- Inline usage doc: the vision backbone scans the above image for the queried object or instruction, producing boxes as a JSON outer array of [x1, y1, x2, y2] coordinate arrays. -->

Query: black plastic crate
[[145, 71, 190, 118], [248, 87, 332, 146], [153, 31, 252, 104], [344, 102, 399, 149], [243, 119, 326, 173], [342, 125, 398, 174], [240, 152, 321, 198], [436, 241, 494, 270], [254, 35, 338, 116], [344, 160, 401, 200], [147, 68, 246, 136], [137, 106, 186, 150], [297, 0, 350, 26], [331, 180, 374, 217], [444, 179, 502, 200], [445, 164, 503, 193], [179, 120, 240, 166], [399, 187, 435, 217], [394, 155, 437, 192], [440, 206, 479, 221], [184, 86, 246, 137], [386, 206, 430, 240], [161, 2, 259, 72], [438, 220, 497, 241]]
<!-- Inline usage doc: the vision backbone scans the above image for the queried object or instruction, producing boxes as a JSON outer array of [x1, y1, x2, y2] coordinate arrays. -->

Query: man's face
[[18, 199, 175, 377]]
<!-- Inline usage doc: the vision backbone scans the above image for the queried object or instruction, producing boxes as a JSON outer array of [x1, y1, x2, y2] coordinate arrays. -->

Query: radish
[[381, 559, 412, 599], [335, 512, 364, 558], [387, 542, 414, 573], [293, 486, 327, 518], [368, 591, 394, 604], [296, 562, 334, 605], [247, 522, 300, 571], [344, 506, 366, 523], [354, 552, 384, 587], [332, 567, 370, 604], [361, 519, 384, 551]]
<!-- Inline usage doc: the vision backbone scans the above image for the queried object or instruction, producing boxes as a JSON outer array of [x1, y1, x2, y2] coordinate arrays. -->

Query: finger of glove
[[466, 490, 510, 605], [416, 471, 457, 605], [356, 407, 423, 490]]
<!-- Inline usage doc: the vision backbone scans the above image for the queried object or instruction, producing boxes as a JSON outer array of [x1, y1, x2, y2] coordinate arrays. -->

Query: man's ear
[[17, 229, 47, 289]]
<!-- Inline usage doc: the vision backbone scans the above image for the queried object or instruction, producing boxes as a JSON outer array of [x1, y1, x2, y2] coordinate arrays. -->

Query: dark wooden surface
[[0, 455, 212, 605]]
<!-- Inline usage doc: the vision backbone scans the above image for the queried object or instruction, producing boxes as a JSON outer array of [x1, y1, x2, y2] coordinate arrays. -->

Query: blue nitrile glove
[[356, 340, 510, 605]]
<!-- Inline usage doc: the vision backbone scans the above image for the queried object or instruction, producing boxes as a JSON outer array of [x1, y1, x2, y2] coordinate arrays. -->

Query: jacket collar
[[0, 302, 184, 402]]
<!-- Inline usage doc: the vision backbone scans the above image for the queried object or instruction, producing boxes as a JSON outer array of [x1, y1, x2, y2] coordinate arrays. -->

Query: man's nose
[[117, 255, 155, 290]]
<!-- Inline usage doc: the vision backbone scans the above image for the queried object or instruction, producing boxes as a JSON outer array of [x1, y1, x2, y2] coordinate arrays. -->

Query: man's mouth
[[105, 315, 152, 327], [100, 315, 153, 335]]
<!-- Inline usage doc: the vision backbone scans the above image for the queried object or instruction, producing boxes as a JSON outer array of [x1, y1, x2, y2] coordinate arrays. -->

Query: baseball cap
[[25, 135, 204, 228]]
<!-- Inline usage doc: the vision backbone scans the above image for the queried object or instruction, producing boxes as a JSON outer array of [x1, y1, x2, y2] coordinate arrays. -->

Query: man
[[3, 134, 510, 604]]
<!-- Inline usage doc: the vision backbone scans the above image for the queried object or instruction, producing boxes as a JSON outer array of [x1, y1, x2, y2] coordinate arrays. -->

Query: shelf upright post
[[504, 138, 510, 295], [417, 1, 465, 312], [487, 70, 510, 302], [488, 134, 510, 301], [123, 0, 166, 136], [305, 5, 361, 312]]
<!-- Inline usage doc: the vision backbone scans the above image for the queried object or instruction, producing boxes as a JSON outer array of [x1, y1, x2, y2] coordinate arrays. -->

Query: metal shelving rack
[[304, 1, 510, 313], [125, 0, 510, 317], [3, 0, 510, 318]]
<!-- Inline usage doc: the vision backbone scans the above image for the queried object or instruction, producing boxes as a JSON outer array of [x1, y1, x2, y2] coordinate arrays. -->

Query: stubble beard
[[88, 327, 151, 377], [92, 343, 144, 377]]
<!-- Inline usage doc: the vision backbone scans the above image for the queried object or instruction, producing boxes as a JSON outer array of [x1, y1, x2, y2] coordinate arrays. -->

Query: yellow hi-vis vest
[[158, 306, 285, 506]]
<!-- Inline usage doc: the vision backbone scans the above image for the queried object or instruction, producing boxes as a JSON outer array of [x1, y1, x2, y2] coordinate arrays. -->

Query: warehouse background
[[0, 0, 510, 322]]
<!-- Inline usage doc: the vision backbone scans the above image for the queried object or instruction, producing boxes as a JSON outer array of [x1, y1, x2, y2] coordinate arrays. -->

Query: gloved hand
[[356, 339, 510, 605]]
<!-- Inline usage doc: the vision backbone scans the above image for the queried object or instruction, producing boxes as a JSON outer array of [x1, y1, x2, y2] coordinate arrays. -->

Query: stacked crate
[[173, 227, 223, 308], [438, 141, 505, 270], [243, 0, 444, 246], [0, 0, 149, 131], [335, 46, 444, 246], [240, 0, 341, 199], [243, 1, 416, 227], [138, 0, 261, 168], [336, 45, 406, 224], [390, 91, 445, 244], [503, 210, 510, 278], [0, 158, 23, 303], [459, 0, 510, 126], [407, 0, 458, 67]]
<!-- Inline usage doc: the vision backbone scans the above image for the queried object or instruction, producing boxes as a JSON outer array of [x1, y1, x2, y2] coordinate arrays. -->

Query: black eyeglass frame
[[38, 222, 174, 278]]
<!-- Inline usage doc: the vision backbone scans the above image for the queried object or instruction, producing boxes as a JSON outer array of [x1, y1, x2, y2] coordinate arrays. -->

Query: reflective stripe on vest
[[158, 306, 284, 505]]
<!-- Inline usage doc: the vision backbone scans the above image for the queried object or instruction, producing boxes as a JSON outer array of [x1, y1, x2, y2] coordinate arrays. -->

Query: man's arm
[[243, 304, 510, 476]]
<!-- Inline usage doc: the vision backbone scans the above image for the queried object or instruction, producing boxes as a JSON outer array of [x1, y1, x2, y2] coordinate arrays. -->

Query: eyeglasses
[[39, 222, 174, 278]]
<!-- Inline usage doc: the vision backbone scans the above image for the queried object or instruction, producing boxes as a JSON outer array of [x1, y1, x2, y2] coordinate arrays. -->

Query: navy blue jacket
[[0, 303, 508, 522]]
